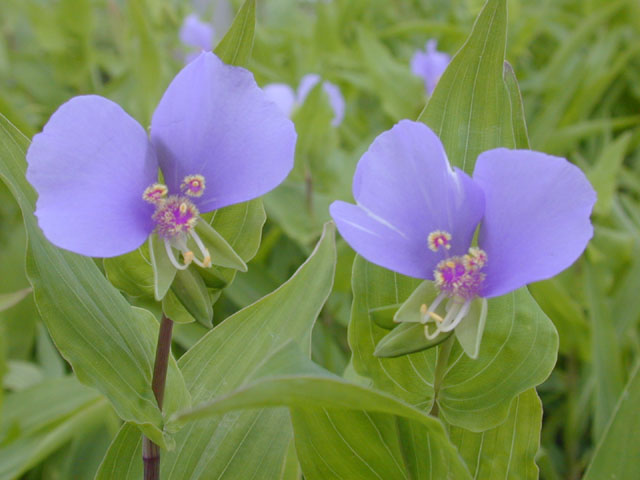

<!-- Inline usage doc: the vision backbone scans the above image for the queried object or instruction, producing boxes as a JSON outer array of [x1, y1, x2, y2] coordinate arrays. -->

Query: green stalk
[[429, 335, 455, 417], [143, 314, 174, 480]]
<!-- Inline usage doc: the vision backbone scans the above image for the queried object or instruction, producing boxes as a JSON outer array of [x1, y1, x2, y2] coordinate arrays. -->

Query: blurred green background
[[1, 0, 639, 478]]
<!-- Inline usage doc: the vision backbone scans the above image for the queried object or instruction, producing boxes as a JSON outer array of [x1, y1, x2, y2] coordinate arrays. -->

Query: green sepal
[[374, 323, 453, 358], [149, 235, 177, 301], [168, 268, 214, 328], [194, 220, 247, 272], [454, 297, 488, 359], [393, 280, 438, 324], [162, 288, 222, 326]]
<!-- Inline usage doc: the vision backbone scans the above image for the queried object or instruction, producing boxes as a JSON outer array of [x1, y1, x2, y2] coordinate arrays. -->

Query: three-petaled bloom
[[263, 74, 345, 127], [411, 40, 451, 96], [330, 120, 595, 344], [26, 52, 296, 270]]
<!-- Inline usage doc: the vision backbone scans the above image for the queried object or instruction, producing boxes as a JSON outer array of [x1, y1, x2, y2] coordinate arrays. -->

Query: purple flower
[[180, 13, 215, 63], [263, 74, 345, 127], [330, 120, 595, 339], [26, 52, 296, 269], [411, 40, 451, 96]]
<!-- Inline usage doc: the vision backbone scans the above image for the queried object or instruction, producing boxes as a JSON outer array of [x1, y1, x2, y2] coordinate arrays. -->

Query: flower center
[[151, 195, 199, 238], [143, 175, 211, 269], [420, 230, 488, 339], [433, 247, 487, 300]]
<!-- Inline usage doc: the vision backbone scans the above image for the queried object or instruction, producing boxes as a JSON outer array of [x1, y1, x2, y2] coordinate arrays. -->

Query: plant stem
[[429, 335, 455, 417], [143, 314, 174, 480]]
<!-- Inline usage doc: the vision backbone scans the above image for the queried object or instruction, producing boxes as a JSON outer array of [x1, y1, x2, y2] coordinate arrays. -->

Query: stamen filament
[[164, 238, 190, 270], [440, 300, 471, 332], [420, 292, 447, 324], [189, 230, 212, 268]]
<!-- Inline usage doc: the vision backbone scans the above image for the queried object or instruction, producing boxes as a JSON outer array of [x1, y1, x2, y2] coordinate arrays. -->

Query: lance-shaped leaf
[[0, 114, 189, 448], [96, 223, 336, 479], [448, 388, 543, 479], [214, 0, 256, 67], [418, 0, 516, 173], [170, 342, 471, 480], [583, 363, 640, 480]]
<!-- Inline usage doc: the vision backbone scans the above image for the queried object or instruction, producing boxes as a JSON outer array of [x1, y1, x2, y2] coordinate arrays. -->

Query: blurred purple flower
[[411, 40, 451, 96], [263, 73, 345, 127], [331, 120, 595, 337], [26, 52, 296, 268], [180, 13, 215, 63]]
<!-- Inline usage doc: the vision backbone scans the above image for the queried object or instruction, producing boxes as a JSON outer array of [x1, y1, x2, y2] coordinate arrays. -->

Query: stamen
[[164, 238, 190, 270], [420, 292, 447, 324], [188, 230, 212, 268], [143, 183, 168, 204], [440, 300, 471, 332], [428, 230, 452, 252], [152, 195, 199, 239], [181, 174, 206, 197]]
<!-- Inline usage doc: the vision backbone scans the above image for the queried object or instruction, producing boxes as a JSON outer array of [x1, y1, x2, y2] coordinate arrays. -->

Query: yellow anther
[[202, 255, 212, 268], [179, 203, 188, 214], [183, 251, 194, 265], [420, 304, 427, 315], [428, 311, 445, 323]]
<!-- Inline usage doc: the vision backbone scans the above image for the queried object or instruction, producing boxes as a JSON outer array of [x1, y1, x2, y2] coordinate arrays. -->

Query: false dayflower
[[26, 52, 296, 273], [411, 39, 451, 96], [330, 120, 595, 357], [263, 74, 345, 127]]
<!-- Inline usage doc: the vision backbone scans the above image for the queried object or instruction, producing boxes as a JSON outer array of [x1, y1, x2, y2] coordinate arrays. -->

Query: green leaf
[[418, 0, 513, 173], [0, 376, 109, 480], [214, 0, 256, 67], [588, 132, 632, 216], [448, 389, 542, 479], [104, 244, 155, 299], [0, 114, 189, 448], [171, 342, 471, 480], [585, 263, 625, 441], [349, 257, 558, 431], [503, 61, 531, 149], [0, 287, 31, 312], [96, 223, 337, 479], [94, 423, 142, 480], [583, 363, 640, 480]]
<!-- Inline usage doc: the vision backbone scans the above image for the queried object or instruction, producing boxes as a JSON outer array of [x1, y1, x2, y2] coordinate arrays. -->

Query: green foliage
[[97, 223, 336, 479], [0, 114, 189, 449], [1, 0, 640, 477]]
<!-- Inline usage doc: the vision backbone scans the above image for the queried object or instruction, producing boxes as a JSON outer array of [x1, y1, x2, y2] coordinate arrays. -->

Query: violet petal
[[331, 120, 484, 279], [474, 149, 596, 298], [150, 52, 296, 212], [26, 95, 157, 257]]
